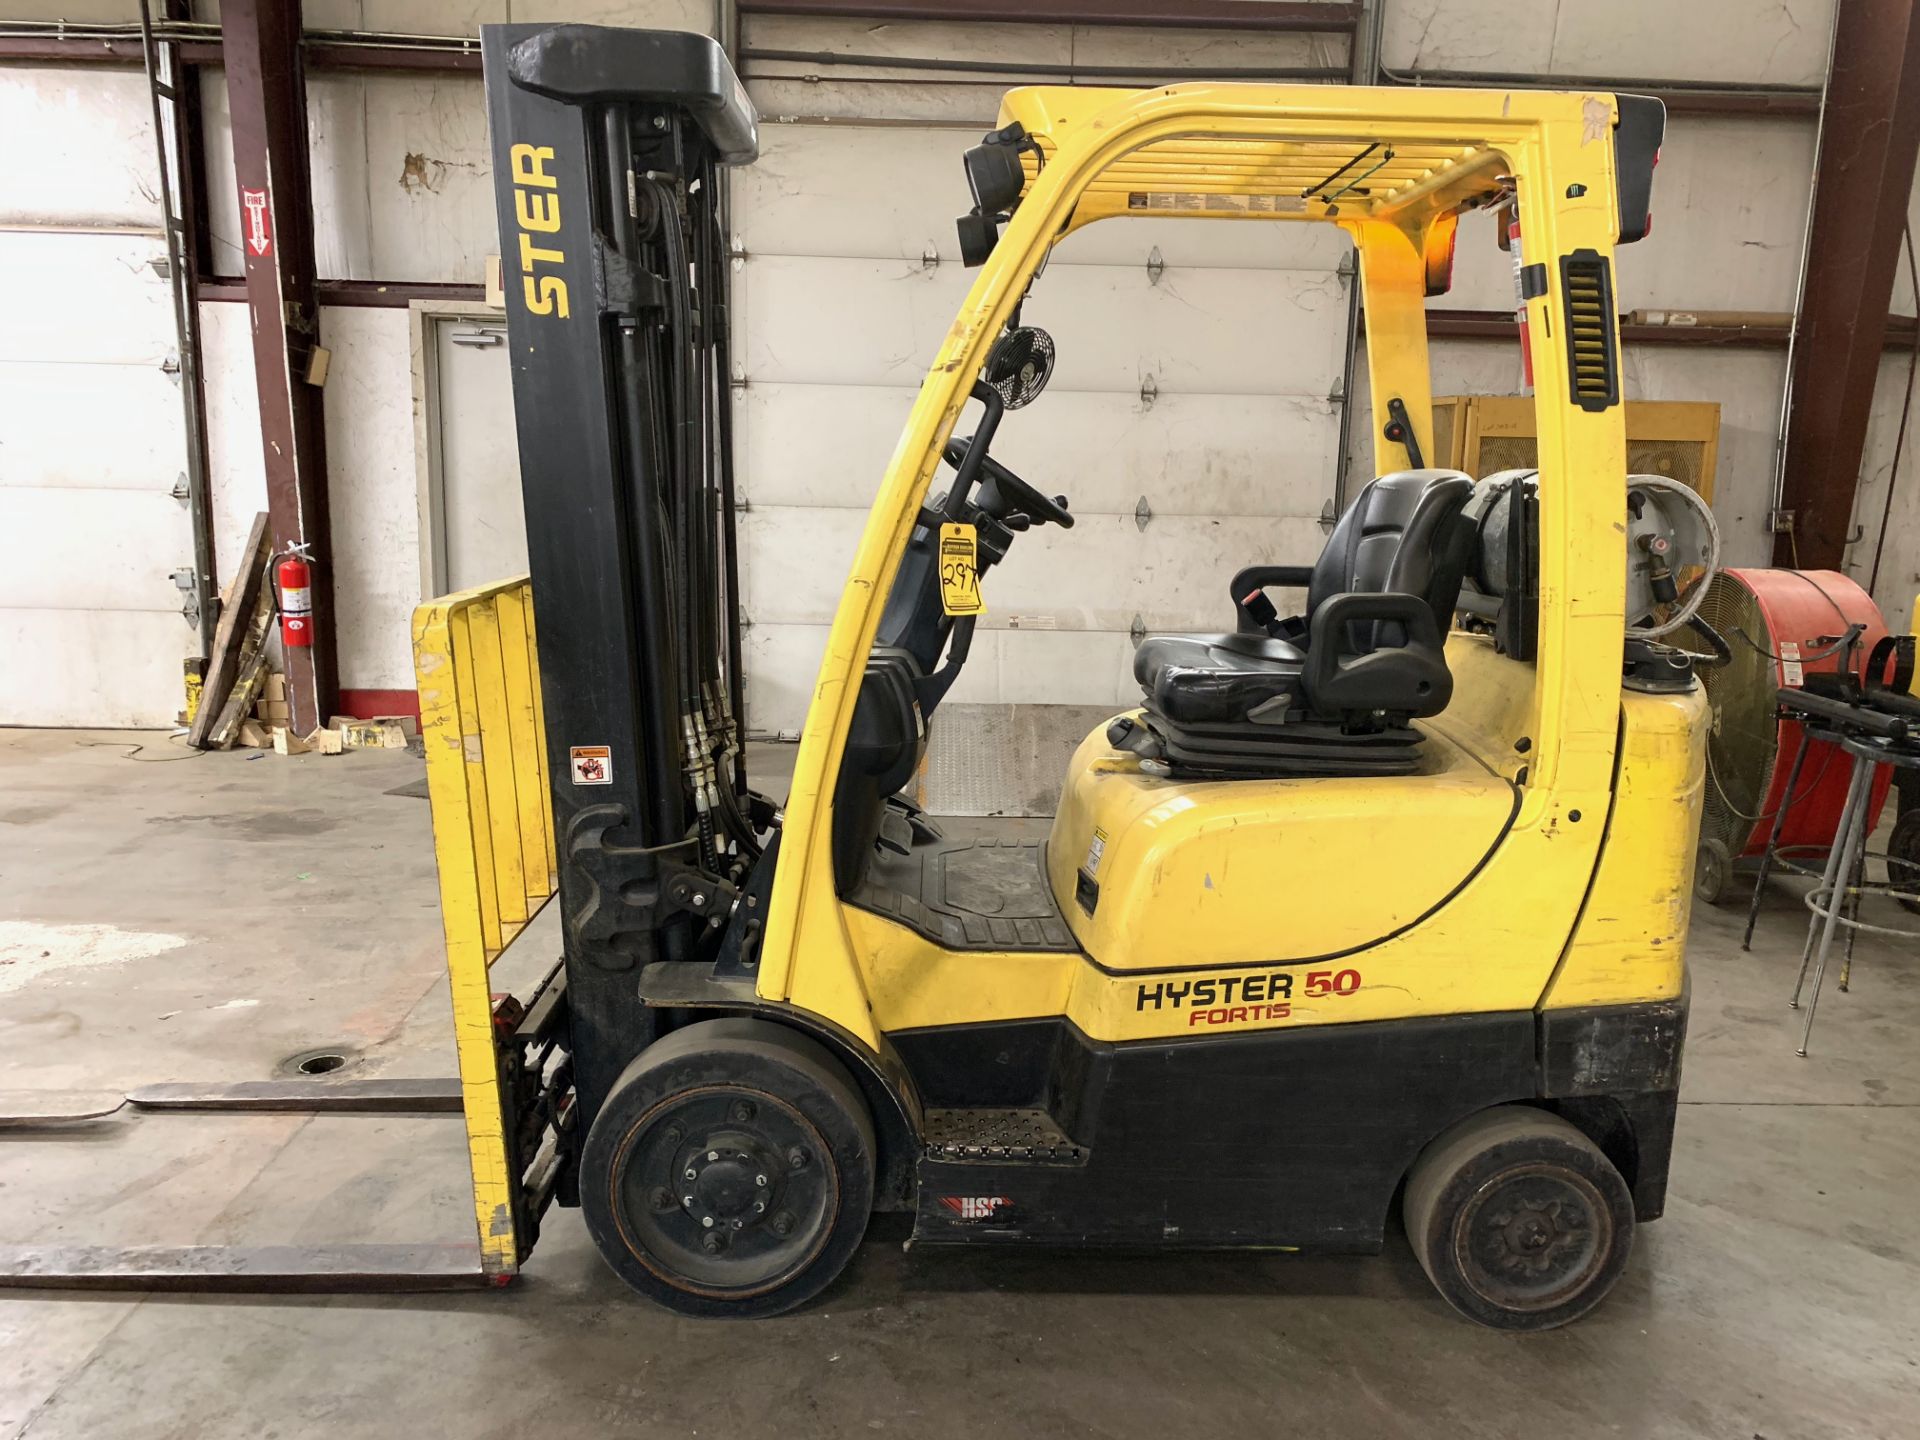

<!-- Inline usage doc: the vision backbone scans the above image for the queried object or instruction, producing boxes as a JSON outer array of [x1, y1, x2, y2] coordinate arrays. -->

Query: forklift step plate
[[924, 1107, 1087, 1164]]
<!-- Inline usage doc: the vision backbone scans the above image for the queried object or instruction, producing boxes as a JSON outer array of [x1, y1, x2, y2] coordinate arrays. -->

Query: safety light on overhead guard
[[964, 141, 1026, 216]]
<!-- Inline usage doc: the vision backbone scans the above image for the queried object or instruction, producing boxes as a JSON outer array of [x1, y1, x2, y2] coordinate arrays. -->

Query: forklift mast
[[481, 25, 762, 1129]]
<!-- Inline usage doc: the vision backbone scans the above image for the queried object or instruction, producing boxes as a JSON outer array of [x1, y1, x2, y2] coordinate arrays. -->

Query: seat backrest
[[1307, 469, 1475, 647]]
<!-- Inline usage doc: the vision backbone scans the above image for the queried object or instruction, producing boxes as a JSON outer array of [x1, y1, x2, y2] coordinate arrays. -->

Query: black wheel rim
[[1451, 1162, 1612, 1314], [1696, 842, 1728, 903], [608, 1084, 838, 1299]]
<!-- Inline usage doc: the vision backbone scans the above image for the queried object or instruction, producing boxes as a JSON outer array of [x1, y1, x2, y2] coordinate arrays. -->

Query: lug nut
[[755, 1174, 768, 1187], [771, 1211, 795, 1236], [683, 1195, 695, 1208], [730, 1099, 756, 1122], [731, 1218, 744, 1231], [787, 1147, 809, 1170], [685, 1167, 697, 1180], [707, 1150, 719, 1162], [701, 1216, 715, 1229]]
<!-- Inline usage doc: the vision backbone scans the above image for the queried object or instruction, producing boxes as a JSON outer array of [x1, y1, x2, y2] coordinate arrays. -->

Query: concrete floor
[[2, 726, 1917, 1440]]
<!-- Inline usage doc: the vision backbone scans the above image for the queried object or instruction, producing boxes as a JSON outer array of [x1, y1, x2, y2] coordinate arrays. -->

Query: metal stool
[[1788, 734, 1920, 1055], [1741, 720, 1846, 952]]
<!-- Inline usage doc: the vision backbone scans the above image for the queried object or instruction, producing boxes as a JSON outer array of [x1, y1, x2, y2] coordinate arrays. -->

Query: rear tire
[[1694, 836, 1733, 906], [1403, 1105, 1635, 1331], [580, 1017, 875, 1319]]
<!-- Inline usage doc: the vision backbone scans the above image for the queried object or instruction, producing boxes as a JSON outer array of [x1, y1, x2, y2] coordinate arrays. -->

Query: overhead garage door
[[731, 122, 1354, 735], [0, 69, 191, 728]]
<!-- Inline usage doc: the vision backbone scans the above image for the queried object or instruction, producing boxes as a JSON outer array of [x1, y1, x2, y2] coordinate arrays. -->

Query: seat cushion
[[1134, 631, 1305, 726], [1131, 631, 1304, 687]]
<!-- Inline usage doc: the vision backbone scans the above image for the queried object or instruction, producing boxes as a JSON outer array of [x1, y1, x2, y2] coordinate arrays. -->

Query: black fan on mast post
[[983, 326, 1055, 409]]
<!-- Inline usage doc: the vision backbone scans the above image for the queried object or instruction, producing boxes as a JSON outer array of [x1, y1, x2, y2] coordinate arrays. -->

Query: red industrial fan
[[1691, 568, 1892, 904]]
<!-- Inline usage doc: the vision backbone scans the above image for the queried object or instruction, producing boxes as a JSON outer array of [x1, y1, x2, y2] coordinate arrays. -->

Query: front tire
[[580, 1017, 875, 1319], [1403, 1105, 1635, 1331]]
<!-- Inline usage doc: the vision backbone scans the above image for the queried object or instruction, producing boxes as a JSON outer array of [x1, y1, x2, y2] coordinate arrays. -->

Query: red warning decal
[[242, 186, 272, 257]]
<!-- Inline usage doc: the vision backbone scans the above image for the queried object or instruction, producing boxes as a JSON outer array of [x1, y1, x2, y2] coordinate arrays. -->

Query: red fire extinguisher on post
[[275, 543, 315, 649], [1506, 207, 1534, 397]]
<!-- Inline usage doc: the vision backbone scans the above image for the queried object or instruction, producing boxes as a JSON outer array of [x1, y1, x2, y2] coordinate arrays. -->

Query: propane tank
[[277, 549, 314, 649]]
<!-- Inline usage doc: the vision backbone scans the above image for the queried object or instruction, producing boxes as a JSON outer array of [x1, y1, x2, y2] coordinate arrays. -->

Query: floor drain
[[278, 1046, 359, 1078]]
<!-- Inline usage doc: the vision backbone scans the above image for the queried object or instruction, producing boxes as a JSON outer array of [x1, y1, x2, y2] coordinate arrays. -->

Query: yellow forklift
[[397, 23, 1709, 1330], [0, 27, 1709, 1329]]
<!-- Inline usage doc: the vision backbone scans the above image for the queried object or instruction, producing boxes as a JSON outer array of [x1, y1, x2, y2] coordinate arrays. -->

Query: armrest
[[1303, 592, 1451, 720], [1231, 564, 1314, 634], [1231, 564, 1313, 601], [1308, 591, 1439, 654]]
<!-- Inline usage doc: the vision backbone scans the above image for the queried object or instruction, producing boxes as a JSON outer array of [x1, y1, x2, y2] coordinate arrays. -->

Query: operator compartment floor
[[850, 825, 1078, 952]]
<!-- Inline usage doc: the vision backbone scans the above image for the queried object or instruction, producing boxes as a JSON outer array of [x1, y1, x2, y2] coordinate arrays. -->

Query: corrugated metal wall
[[3, 0, 1918, 729]]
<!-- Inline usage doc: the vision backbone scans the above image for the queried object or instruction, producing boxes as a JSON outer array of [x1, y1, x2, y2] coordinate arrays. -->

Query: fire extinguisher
[[1507, 208, 1534, 397], [275, 543, 315, 649]]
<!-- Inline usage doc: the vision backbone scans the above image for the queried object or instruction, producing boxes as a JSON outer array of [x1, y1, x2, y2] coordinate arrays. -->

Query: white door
[[430, 317, 529, 594], [0, 69, 192, 727], [729, 123, 1352, 735], [0, 230, 193, 728]]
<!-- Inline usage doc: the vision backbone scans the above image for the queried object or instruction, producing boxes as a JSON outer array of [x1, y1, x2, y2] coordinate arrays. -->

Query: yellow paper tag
[[938, 522, 984, 617]]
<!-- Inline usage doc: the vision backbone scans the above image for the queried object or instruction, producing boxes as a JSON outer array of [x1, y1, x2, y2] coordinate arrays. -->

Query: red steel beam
[[737, 0, 1362, 29], [0, 35, 1823, 117], [1405, 309, 1919, 350], [222, 0, 336, 733], [302, 41, 478, 72], [199, 277, 487, 306], [1776, 0, 1920, 569]]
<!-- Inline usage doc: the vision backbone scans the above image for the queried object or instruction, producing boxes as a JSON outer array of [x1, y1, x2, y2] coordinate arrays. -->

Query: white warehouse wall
[[4, 0, 1919, 729]]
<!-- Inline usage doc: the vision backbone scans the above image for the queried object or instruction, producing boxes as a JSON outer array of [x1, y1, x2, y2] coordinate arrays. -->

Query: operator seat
[[1112, 469, 1475, 778]]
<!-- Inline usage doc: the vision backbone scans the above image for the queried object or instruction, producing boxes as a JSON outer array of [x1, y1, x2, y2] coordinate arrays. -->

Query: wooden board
[[187, 511, 272, 749], [207, 585, 278, 749], [1434, 396, 1722, 502]]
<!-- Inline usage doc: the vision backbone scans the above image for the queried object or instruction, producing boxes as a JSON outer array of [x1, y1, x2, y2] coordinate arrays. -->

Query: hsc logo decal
[[939, 1195, 1014, 1223]]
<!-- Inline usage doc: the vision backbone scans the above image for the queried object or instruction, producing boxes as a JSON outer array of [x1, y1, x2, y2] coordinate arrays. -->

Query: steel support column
[[223, 0, 336, 732], [1776, 0, 1920, 570]]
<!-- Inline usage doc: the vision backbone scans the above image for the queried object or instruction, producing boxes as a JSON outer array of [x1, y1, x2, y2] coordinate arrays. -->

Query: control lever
[[1382, 396, 1426, 470]]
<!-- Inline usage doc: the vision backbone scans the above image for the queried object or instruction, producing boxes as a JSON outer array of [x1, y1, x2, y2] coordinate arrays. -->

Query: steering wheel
[[943, 436, 1075, 529]]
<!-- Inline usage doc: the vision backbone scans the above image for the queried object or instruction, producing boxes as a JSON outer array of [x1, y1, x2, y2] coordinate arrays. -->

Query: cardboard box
[[338, 717, 414, 750], [271, 726, 313, 756], [256, 699, 291, 725], [261, 673, 287, 704]]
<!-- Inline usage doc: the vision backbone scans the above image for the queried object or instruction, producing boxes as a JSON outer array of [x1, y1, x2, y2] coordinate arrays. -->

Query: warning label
[[241, 186, 272, 257], [1127, 191, 1306, 214], [1779, 641, 1804, 688], [569, 745, 612, 785]]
